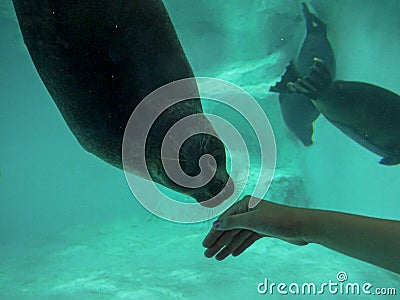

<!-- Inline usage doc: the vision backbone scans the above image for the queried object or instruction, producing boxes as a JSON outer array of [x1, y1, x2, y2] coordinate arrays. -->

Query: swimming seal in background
[[277, 3, 336, 146], [12, 0, 234, 204], [271, 58, 400, 165]]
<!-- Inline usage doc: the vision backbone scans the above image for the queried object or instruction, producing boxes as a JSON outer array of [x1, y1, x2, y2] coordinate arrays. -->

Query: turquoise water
[[1, 0, 399, 299]]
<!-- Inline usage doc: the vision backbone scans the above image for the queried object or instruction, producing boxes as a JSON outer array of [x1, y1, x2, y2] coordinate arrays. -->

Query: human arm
[[202, 196, 400, 274]]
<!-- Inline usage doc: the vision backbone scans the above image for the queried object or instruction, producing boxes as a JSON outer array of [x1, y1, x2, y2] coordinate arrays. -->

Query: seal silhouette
[[278, 3, 335, 146], [12, 0, 234, 204], [272, 58, 400, 165]]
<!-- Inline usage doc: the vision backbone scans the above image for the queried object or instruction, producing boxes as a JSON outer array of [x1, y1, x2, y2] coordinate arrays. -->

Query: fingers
[[215, 230, 253, 260], [232, 233, 262, 257], [204, 229, 261, 260], [203, 197, 261, 260], [202, 227, 224, 248], [202, 215, 236, 249], [204, 229, 241, 258], [202, 198, 251, 248]]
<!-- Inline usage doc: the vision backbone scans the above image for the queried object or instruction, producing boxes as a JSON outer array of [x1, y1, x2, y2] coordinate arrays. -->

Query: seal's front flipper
[[270, 61, 300, 94], [295, 124, 314, 147], [379, 156, 400, 166], [287, 58, 332, 99], [309, 58, 332, 86]]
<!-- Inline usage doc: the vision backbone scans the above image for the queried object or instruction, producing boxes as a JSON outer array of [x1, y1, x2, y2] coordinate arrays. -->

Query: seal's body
[[271, 59, 400, 165], [12, 0, 233, 203], [278, 3, 335, 146]]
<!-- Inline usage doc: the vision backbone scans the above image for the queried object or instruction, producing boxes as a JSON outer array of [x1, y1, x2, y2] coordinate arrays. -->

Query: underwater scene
[[0, 0, 399, 299]]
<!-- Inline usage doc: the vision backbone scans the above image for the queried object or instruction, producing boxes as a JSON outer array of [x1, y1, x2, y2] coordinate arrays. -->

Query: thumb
[[214, 213, 253, 231]]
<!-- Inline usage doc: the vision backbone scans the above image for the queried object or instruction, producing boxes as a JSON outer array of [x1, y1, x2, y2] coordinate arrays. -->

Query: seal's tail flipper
[[270, 61, 300, 94], [286, 58, 333, 99], [302, 2, 326, 33], [302, 2, 313, 30]]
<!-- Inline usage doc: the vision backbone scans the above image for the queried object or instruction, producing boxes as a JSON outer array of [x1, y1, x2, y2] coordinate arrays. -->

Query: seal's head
[[148, 131, 234, 208], [179, 133, 234, 207]]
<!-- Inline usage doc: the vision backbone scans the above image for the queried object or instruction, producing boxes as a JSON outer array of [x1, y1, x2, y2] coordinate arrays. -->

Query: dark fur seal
[[271, 58, 400, 165], [278, 3, 335, 146], [12, 0, 234, 204]]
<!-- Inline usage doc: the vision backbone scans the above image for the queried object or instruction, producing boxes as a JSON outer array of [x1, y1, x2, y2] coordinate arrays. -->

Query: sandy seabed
[[1, 213, 399, 300]]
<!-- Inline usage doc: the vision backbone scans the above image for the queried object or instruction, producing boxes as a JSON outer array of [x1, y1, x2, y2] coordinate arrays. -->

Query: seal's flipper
[[295, 124, 314, 147], [288, 58, 332, 99], [379, 156, 400, 166], [270, 61, 300, 94], [312, 58, 332, 82], [306, 57, 332, 91], [302, 3, 313, 31], [302, 3, 327, 34]]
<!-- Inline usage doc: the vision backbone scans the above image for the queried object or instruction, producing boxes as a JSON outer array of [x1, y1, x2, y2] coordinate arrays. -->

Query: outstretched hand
[[202, 196, 309, 260]]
